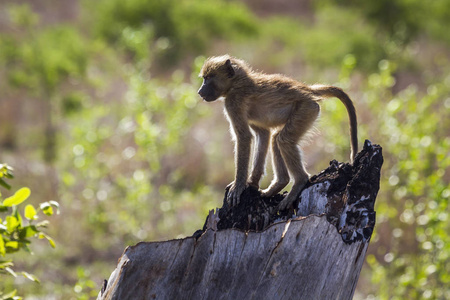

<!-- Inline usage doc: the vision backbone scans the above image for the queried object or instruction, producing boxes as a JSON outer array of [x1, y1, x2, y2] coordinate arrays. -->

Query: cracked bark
[[97, 140, 383, 300]]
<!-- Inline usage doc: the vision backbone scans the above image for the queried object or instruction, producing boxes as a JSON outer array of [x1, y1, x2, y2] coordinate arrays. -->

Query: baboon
[[198, 55, 358, 210]]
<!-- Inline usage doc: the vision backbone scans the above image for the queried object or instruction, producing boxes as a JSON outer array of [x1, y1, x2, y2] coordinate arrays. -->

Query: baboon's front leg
[[248, 125, 270, 189], [227, 132, 252, 206], [226, 106, 253, 206]]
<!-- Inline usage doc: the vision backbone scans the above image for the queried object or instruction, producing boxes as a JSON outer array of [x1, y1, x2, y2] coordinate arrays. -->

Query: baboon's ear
[[225, 59, 235, 78]]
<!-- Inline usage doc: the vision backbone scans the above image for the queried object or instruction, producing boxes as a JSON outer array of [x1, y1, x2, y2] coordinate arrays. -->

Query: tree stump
[[98, 140, 383, 300]]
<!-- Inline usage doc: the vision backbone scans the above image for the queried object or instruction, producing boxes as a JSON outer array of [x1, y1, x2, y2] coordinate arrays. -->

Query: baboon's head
[[198, 55, 236, 102]]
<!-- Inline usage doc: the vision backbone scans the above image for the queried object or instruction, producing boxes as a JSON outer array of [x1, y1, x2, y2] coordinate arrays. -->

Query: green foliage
[[1, 0, 450, 298], [88, 0, 259, 64], [324, 57, 450, 299], [59, 59, 218, 245], [0, 165, 14, 190], [0, 4, 92, 162], [327, 0, 450, 45], [271, 6, 386, 71], [3, 188, 30, 207], [1, 6, 88, 95], [367, 70, 450, 299], [0, 164, 58, 299], [73, 267, 98, 299]]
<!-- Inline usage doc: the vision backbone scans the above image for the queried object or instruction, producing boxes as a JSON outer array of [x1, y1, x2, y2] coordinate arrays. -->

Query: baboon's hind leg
[[248, 125, 270, 189], [261, 131, 290, 197], [277, 102, 319, 210]]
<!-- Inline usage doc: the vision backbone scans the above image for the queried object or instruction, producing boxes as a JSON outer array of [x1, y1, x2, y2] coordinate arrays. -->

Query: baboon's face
[[198, 58, 235, 102], [198, 75, 222, 102]]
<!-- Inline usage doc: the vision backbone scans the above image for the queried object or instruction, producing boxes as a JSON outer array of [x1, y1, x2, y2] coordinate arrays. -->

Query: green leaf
[[24, 204, 37, 220], [22, 271, 40, 283], [5, 241, 19, 249], [40, 203, 53, 216], [38, 232, 56, 248], [0, 235, 5, 256], [13, 207, 23, 228], [19, 225, 38, 239], [0, 178, 11, 190], [3, 188, 31, 207], [47, 237, 56, 248], [6, 216, 19, 233]]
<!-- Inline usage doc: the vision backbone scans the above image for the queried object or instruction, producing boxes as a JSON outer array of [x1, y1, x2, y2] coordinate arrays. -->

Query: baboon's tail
[[310, 85, 358, 163]]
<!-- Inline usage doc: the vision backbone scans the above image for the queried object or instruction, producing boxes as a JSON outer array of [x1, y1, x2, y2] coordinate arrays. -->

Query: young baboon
[[198, 55, 358, 210]]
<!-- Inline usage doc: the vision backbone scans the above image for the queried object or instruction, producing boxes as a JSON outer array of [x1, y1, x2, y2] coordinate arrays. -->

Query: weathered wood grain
[[98, 216, 368, 300], [98, 140, 382, 300]]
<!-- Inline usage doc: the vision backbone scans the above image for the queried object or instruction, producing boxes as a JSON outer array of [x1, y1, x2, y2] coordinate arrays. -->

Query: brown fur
[[198, 55, 358, 209]]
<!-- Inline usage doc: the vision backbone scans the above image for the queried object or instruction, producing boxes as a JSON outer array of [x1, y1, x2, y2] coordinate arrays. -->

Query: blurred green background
[[0, 0, 449, 299]]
